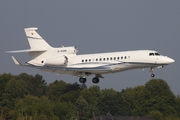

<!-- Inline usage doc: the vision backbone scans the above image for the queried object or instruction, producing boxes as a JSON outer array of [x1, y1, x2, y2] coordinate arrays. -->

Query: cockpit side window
[[149, 53, 154, 56]]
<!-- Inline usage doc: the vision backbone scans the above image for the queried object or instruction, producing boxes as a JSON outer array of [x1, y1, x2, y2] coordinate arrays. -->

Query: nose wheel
[[151, 74, 155, 77]]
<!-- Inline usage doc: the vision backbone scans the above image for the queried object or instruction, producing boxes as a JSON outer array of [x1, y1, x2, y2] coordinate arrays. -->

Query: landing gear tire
[[151, 74, 155, 78], [92, 77, 99, 83], [79, 77, 87, 83]]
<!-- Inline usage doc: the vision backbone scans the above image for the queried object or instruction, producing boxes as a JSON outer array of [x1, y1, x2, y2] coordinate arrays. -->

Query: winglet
[[11, 56, 23, 66]]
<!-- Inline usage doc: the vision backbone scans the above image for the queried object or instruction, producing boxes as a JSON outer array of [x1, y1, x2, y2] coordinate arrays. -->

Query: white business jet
[[6, 28, 174, 83]]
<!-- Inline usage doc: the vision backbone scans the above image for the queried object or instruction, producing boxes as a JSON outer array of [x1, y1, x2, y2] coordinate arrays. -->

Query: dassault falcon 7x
[[6, 28, 174, 83]]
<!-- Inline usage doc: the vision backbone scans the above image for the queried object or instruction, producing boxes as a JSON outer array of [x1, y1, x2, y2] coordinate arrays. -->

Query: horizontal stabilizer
[[11, 56, 23, 66], [24, 27, 38, 31], [6, 49, 47, 53]]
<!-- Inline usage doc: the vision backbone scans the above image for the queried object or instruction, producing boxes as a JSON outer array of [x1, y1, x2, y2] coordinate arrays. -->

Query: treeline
[[0, 73, 180, 120]]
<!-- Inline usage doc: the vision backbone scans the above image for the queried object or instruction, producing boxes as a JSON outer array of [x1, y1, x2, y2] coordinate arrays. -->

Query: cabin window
[[125, 56, 127, 59], [114, 57, 116, 60], [103, 58, 105, 61], [89, 59, 91, 62], [117, 57, 119, 60], [85, 59, 87, 62], [121, 57, 123, 59], [110, 57, 112, 60], [96, 58, 98, 61], [82, 60, 84, 62], [107, 58, 109, 61], [99, 58, 102, 61]]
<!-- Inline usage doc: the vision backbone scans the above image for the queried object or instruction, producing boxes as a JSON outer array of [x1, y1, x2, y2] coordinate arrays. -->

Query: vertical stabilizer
[[24, 28, 52, 49]]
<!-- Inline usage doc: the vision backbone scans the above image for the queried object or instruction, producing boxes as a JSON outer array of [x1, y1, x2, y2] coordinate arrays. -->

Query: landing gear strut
[[149, 67, 155, 78], [92, 77, 99, 83], [79, 77, 87, 83]]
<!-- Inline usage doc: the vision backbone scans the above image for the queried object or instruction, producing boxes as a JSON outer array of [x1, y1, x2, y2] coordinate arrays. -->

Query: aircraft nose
[[166, 57, 175, 64]]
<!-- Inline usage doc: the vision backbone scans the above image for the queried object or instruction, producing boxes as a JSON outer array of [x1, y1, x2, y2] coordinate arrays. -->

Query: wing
[[26, 61, 122, 77], [39, 66, 111, 77]]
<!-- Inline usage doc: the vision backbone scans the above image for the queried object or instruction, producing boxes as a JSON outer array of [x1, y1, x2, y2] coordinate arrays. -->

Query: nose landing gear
[[149, 67, 155, 78]]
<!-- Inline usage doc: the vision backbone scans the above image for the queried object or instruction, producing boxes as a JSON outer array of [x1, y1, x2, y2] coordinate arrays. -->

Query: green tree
[[58, 90, 81, 104], [0, 73, 12, 101], [79, 86, 102, 118], [47, 80, 68, 101], [18, 73, 33, 83], [35, 96, 55, 119], [98, 88, 117, 115], [75, 96, 89, 120], [122, 86, 151, 116], [88, 86, 102, 116], [89, 86, 102, 102], [148, 110, 163, 120], [64, 82, 81, 93], [175, 95, 180, 117], [53, 102, 75, 120], [98, 88, 131, 116], [144, 79, 176, 116], [19, 73, 47, 97], [10, 95, 40, 119], [1, 78, 28, 109], [81, 83, 87, 89], [11, 95, 58, 120]]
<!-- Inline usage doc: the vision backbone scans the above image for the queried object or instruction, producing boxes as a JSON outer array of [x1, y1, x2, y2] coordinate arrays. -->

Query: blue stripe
[[69, 61, 163, 67]]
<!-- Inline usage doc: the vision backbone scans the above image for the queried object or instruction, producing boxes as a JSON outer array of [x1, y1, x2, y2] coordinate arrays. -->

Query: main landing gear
[[79, 77, 87, 83], [149, 67, 155, 78], [79, 77, 100, 84], [92, 77, 99, 83]]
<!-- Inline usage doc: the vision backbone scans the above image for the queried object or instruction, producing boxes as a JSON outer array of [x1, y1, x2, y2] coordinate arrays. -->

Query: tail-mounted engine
[[44, 56, 68, 66], [57, 46, 78, 55]]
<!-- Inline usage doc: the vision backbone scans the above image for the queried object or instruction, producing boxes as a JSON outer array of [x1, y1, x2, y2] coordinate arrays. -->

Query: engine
[[44, 56, 68, 66], [57, 46, 78, 55]]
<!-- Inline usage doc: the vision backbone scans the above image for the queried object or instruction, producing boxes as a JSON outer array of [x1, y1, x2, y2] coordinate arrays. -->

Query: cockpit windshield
[[149, 52, 161, 56], [155, 53, 161, 56]]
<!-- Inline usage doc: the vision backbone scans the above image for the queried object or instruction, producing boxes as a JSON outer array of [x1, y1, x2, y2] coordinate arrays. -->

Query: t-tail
[[6, 27, 78, 66], [25, 27, 52, 50], [6, 27, 52, 59]]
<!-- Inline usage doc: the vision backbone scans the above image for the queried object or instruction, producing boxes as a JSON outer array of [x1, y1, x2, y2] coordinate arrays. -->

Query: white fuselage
[[32, 50, 174, 77]]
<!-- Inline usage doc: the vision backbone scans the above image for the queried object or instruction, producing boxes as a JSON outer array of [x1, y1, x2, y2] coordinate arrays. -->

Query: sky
[[0, 1, 180, 95]]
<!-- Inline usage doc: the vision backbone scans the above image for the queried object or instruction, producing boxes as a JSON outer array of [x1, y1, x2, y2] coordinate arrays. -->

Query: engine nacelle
[[44, 56, 68, 66], [57, 46, 78, 55]]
